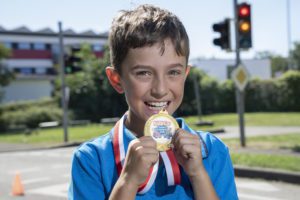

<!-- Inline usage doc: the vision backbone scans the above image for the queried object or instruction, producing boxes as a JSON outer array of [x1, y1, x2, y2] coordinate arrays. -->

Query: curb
[[234, 165, 300, 185], [0, 142, 82, 153]]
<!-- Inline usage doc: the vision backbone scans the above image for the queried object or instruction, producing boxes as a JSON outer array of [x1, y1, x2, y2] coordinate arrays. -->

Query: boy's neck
[[124, 114, 145, 138]]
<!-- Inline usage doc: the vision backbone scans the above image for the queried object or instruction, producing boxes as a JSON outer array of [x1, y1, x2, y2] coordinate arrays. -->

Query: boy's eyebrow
[[131, 63, 185, 70]]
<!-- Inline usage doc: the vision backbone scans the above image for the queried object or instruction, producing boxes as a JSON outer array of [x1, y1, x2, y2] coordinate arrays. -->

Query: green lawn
[[223, 133, 300, 172], [0, 112, 299, 144], [185, 112, 300, 131], [0, 124, 112, 144], [223, 133, 300, 151], [230, 153, 300, 172]]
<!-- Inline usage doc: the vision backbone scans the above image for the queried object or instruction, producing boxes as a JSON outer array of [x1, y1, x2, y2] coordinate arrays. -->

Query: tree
[[54, 43, 127, 121], [0, 44, 14, 102], [271, 56, 289, 77], [291, 42, 300, 70], [0, 44, 14, 86], [255, 51, 289, 77]]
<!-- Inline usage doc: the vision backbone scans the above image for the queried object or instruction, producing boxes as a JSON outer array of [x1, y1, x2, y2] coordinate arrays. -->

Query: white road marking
[[8, 167, 40, 174], [27, 183, 69, 198], [51, 164, 70, 169], [236, 179, 279, 192], [238, 193, 284, 200], [23, 177, 50, 184]]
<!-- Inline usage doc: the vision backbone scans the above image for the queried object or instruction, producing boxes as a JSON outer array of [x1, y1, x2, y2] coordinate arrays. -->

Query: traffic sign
[[231, 64, 249, 91]]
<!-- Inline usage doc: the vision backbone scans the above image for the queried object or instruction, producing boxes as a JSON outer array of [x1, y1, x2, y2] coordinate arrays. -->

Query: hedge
[[0, 98, 62, 132]]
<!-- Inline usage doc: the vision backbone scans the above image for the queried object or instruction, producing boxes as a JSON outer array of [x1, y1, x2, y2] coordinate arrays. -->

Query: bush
[[277, 70, 300, 111], [0, 98, 62, 132], [181, 69, 300, 115], [0, 98, 57, 113]]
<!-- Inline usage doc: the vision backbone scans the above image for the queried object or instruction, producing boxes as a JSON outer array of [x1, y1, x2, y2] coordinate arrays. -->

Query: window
[[35, 68, 47, 74], [19, 68, 33, 75], [18, 43, 31, 50], [93, 44, 103, 51], [33, 43, 46, 50]]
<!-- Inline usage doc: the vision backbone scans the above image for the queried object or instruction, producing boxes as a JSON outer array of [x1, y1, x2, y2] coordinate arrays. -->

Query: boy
[[69, 4, 238, 200]]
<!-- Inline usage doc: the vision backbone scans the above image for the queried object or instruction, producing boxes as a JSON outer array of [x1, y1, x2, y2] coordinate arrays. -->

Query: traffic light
[[237, 2, 252, 49], [212, 18, 231, 50], [64, 47, 82, 74]]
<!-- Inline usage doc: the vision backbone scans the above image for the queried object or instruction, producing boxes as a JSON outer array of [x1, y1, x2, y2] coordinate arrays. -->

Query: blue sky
[[1, 0, 299, 59]]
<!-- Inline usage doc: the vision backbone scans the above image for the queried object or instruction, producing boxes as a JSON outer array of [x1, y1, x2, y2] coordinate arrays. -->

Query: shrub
[[0, 98, 62, 132]]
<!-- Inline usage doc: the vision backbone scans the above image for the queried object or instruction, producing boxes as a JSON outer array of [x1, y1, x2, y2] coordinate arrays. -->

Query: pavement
[[0, 125, 300, 184]]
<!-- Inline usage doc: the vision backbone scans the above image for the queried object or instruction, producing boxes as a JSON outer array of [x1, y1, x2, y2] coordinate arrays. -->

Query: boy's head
[[109, 4, 190, 74], [106, 4, 191, 133]]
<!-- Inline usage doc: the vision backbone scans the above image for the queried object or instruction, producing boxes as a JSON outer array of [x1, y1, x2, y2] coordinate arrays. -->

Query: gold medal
[[144, 110, 179, 151]]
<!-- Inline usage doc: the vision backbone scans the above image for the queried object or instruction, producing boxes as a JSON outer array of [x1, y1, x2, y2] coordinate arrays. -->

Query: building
[[189, 58, 271, 81], [0, 25, 108, 104]]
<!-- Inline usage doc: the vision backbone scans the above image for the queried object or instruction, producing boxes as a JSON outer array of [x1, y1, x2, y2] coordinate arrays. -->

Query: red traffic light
[[239, 5, 250, 17]]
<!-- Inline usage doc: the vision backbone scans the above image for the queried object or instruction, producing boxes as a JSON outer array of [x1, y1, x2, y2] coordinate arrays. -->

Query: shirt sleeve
[[68, 149, 106, 200], [212, 146, 238, 200]]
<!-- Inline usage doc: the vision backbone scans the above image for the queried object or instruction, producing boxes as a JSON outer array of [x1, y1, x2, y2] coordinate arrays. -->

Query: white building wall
[[2, 79, 52, 103], [189, 59, 271, 81], [0, 34, 107, 45], [5, 59, 53, 68]]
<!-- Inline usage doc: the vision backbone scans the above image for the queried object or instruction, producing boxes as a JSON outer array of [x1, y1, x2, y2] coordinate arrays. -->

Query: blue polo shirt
[[68, 118, 238, 199]]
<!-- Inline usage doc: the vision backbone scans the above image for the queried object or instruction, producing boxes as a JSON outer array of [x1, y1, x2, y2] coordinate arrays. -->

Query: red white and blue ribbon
[[112, 114, 181, 194]]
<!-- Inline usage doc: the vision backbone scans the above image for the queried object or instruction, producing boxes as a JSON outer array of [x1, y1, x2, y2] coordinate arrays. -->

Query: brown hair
[[109, 4, 190, 74]]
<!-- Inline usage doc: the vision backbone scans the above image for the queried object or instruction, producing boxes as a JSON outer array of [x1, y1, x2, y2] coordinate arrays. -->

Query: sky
[[1, 0, 300, 60]]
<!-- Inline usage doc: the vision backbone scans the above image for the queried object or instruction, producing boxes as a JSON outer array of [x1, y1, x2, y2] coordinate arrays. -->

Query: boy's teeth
[[147, 102, 168, 107]]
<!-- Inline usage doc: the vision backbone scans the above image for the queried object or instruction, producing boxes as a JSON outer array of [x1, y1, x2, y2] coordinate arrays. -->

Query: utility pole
[[234, 0, 246, 147], [193, 74, 202, 122], [287, 0, 292, 70], [58, 22, 69, 143]]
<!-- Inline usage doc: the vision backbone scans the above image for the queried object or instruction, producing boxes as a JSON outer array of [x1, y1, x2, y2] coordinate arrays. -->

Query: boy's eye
[[168, 70, 182, 76], [136, 71, 152, 76]]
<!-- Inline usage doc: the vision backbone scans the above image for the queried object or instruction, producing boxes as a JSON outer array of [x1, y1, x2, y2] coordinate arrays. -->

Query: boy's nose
[[151, 77, 168, 99]]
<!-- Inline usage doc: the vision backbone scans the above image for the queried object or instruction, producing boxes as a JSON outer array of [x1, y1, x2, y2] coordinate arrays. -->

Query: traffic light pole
[[234, 0, 246, 147], [58, 22, 69, 143]]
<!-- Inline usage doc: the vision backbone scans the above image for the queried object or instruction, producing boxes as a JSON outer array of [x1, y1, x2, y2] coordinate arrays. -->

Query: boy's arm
[[69, 149, 105, 200], [109, 137, 159, 200], [172, 129, 219, 200]]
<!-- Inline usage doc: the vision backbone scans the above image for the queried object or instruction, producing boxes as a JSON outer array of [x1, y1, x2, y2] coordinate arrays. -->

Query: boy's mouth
[[145, 101, 170, 111]]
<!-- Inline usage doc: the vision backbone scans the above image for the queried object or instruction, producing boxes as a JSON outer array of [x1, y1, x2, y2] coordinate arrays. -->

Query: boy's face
[[115, 39, 189, 127]]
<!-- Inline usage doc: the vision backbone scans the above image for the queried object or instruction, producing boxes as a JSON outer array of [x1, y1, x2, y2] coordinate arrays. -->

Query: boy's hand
[[121, 136, 159, 188], [172, 129, 204, 178]]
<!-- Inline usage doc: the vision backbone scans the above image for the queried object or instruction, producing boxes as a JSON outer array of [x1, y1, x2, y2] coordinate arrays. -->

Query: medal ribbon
[[112, 114, 181, 194]]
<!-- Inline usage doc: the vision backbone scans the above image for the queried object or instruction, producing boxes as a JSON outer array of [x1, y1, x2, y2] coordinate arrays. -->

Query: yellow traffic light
[[240, 21, 250, 32]]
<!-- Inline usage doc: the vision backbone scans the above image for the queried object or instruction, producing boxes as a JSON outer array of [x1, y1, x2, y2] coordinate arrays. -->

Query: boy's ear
[[185, 65, 191, 77], [105, 66, 124, 94]]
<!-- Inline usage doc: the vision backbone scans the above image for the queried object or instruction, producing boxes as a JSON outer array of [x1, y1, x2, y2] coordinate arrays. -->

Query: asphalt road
[[0, 147, 299, 200]]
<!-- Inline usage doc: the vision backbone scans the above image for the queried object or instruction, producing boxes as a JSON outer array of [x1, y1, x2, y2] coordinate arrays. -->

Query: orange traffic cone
[[11, 172, 24, 196]]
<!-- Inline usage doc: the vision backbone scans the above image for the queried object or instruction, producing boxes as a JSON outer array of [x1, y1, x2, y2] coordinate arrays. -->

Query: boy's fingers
[[130, 137, 157, 149], [172, 129, 199, 148]]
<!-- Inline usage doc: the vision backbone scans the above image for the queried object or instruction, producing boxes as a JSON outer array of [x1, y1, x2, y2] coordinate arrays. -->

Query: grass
[[230, 153, 300, 172], [0, 112, 299, 144], [223, 133, 300, 151], [0, 124, 112, 144], [185, 112, 300, 131], [223, 133, 300, 172]]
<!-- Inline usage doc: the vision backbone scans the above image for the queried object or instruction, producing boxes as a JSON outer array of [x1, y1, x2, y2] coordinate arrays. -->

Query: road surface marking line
[[22, 177, 50, 184], [238, 193, 284, 200]]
